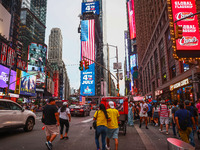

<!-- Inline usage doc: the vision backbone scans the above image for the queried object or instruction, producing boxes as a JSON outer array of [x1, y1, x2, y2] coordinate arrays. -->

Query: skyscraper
[[48, 28, 63, 64]]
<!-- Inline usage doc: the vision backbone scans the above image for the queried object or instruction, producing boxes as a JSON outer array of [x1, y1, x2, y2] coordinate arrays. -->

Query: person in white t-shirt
[[139, 100, 149, 129], [58, 102, 71, 140]]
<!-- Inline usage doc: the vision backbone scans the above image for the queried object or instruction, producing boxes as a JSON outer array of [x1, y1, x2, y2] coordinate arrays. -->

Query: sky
[[45, 0, 127, 95]]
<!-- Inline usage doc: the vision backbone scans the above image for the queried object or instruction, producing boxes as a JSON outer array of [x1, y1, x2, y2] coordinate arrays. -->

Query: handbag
[[93, 111, 98, 130]]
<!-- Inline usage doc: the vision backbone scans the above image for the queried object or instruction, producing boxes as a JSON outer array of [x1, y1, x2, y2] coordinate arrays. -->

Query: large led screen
[[127, 0, 136, 39], [80, 20, 95, 96], [82, 1, 99, 15], [28, 71, 46, 88], [20, 71, 36, 96], [130, 54, 136, 70], [0, 64, 16, 90], [171, 0, 200, 51]]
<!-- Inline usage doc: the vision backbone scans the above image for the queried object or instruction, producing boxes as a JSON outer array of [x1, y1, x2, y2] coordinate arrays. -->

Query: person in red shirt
[[196, 98, 200, 115]]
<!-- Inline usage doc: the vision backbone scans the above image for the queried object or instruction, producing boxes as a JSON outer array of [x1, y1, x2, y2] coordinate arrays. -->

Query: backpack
[[179, 110, 189, 131]]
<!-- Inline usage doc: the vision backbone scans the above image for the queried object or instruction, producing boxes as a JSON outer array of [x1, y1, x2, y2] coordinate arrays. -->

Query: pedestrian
[[128, 102, 134, 126], [42, 98, 60, 150], [185, 100, 196, 146], [196, 98, 200, 125], [158, 100, 170, 135], [147, 101, 153, 124], [139, 100, 149, 129], [152, 103, 159, 126], [175, 102, 196, 144], [94, 104, 110, 150], [171, 101, 179, 137], [106, 101, 120, 150], [58, 102, 71, 140]]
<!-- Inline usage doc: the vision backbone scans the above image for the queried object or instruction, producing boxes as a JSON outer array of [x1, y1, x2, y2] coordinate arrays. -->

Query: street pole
[[6, 66, 12, 96], [116, 46, 119, 96], [107, 43, 111, 96]]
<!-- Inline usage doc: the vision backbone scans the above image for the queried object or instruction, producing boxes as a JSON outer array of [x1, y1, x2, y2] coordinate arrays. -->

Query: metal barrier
[[167, 138, 195, 150]]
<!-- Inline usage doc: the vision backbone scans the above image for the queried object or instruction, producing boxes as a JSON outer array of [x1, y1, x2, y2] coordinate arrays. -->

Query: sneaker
[[146, 126, 148, 129], [155, 123, 158, 127], [166, 132, 169, 135], [159, 129, 163, 132], [45, 141, 52, 150], [139, 124, 141, 128], [106, 145, 111, 150]]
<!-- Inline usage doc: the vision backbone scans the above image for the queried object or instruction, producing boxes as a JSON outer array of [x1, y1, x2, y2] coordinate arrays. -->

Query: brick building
[[135, 0, 200, 101]]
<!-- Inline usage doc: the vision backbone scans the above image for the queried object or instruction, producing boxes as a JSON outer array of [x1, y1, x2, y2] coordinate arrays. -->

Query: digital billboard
[[130, 54, 137, 73], [28, 71, 46, 88], [127, 0, 136, 39], [82, 1, 99, 15], [80, 19, 95, 96], [20, 71, 36, 96], [0, 3, 11, 40], [170, 0, 200, 57], [1, 42, 8, 65], [0, 64, 16, 90]]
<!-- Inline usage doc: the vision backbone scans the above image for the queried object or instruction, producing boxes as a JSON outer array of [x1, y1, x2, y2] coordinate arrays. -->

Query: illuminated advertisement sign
[[28, 43, 47, 72], [20, 71, 36, 96], [127, 0, 136, 39], [0, 64, 16, 90], [170, 0, 200, 57], [130, 54, 137, 73], [124, 31, 130, 75], [1, 43, 8, 65], [28, 71, 45, 88], [80, 20, 95, 96], [7, 47, 15, 67], [82, 1, 99, 15]]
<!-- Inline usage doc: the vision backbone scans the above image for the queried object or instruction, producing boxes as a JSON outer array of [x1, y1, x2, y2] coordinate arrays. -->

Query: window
[[170, 65, 176, 79], [150, 57, 154, 76], [0, 101, 10, 110], [8, 102, 22, 110], [162, 73, 167, 83]]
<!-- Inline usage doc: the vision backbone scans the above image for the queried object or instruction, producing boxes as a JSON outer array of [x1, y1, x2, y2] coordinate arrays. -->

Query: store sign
[[171, 0, 200, 53], [170, 78, 189, 91], [82, 1, 99, 15]]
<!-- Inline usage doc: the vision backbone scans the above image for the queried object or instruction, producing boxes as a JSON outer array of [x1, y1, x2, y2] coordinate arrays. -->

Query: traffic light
[[5, 87, 8, 94], [175, 24, 183, 39], [79, 61, 83, 71], [85, 60, 89, 70]]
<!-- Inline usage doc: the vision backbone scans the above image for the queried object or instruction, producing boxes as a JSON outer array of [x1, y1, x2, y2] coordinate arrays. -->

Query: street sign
[[113, 62, 122, 69]]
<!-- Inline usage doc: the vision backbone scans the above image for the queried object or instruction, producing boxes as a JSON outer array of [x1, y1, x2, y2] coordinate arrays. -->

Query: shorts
[[160, 117, 169, 125], [140, 112, 148, 117], [45, 125, 59, 136], [153, 112, 159, 119], [147, 112, 152, 117], [107, 128, 119, 139]]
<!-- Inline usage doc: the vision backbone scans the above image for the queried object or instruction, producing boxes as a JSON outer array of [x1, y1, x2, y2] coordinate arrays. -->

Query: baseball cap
[[109, 101, 115, 108], [63, 102, 68, 105], [185, 100, 190, 105]]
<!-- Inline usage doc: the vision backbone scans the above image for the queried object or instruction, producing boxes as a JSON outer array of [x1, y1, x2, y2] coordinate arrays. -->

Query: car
[[0, 99, 36, 132], [70, 105, 90, 117]]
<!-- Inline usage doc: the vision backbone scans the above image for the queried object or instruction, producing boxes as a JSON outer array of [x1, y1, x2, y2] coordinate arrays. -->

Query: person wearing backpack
[[147, 101, 153, 124], [93, 104, 110, 150], [175, 103, 196, 144]]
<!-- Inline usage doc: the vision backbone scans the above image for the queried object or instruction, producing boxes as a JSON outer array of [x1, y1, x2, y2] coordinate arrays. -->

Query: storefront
[[170, 78, 193, 102]]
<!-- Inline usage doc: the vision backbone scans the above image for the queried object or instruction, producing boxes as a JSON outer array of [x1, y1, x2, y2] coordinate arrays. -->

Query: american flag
[[81, 19, 95, 65]]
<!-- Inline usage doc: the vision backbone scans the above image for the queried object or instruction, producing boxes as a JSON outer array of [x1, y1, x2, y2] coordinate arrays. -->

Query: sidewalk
[[133, 120, 200, 150]]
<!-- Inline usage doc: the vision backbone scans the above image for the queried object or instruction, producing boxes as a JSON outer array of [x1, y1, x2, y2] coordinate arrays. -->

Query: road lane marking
[[81, 118, 93, 123]]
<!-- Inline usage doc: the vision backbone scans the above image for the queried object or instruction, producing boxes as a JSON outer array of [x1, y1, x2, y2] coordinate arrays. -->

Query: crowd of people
[[127, 98, 200, 147]]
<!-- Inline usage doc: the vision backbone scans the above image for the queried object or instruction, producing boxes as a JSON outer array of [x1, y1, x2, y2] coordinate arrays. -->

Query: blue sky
[[45, 0, 127, 95]]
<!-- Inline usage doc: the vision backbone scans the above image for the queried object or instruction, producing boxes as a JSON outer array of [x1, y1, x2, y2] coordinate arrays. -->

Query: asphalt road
[[0, 110, 146, 150]]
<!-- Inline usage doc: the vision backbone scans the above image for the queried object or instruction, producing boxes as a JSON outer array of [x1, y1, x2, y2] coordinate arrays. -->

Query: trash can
[[167, 138, 195, 150]]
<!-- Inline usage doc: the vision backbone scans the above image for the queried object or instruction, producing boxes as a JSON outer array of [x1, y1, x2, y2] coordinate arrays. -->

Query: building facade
[[135, 0, 200, 101]]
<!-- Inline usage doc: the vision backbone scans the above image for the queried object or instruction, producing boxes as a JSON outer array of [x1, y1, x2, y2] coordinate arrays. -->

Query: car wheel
[[24, 117, 34, 132]]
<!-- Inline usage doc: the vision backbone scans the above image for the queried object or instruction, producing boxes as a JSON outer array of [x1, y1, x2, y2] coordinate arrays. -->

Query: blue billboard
[[80, 63, 95, 96], [20, 71, 36, 96], [82, 1, 99, 15]]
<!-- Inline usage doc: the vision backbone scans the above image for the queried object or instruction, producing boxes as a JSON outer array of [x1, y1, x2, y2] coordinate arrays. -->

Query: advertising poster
[[127, 0, 136, 39], [171, 0, 200, 50], [130, 54, 136, 73], [82, 1, 99, 15], [1, 43, 8, 65], [80, 19, 95, 96], [0, 64, 16, 90], [20, 71, 36, 96], [28, 71, 45, 88]]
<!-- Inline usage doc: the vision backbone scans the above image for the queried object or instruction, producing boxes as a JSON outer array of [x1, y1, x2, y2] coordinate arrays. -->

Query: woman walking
[[94, 104, 110, 150], [152, 103, 159, 126], [128, 102, 134, 126], [58, 102, 71, 140]]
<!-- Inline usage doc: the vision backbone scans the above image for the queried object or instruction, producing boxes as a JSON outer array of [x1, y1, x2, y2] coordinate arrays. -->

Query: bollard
[[167, 138, 195, 150]]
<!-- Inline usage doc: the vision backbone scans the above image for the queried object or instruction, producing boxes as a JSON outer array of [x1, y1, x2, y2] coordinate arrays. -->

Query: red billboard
[[1, 43, 7, 65], [171, 0, 200, 51], [127, 0, 136, 39]]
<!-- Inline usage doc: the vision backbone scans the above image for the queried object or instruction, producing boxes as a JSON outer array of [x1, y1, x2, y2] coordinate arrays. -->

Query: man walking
[[42, 98, 60, 150], [106, 101, 120, 150], [175, 103, 196, 144], [171, 101, 179, 137], [158, 100, 170, 134], [139, 100, 149, 129]]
